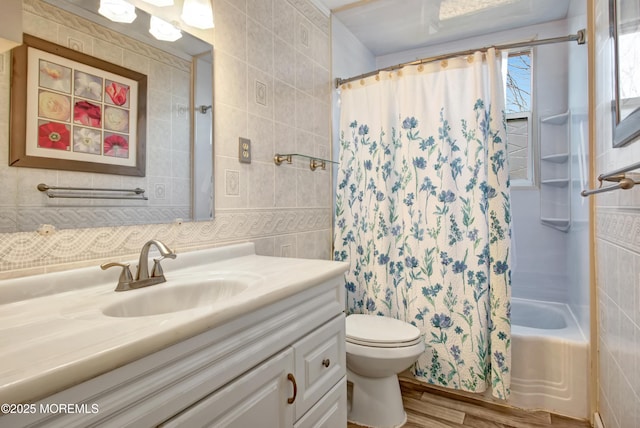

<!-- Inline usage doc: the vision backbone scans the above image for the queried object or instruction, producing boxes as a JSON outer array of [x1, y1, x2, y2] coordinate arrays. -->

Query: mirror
[[0, 0, 213, 232], [611, 0, 640, 147]]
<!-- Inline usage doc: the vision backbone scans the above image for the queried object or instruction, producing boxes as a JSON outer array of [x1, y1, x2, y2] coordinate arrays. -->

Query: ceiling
[[318, 0, 572, 56]]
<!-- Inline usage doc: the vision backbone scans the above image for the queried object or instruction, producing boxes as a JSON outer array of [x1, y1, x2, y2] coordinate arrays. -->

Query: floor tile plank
[[403, 397, 466, 425]]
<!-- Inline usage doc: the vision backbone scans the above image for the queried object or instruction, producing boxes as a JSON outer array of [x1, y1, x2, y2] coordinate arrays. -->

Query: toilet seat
[[346, 314, 422, 348]]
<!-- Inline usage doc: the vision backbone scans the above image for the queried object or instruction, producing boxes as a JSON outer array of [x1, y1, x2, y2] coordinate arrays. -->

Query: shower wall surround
[[0, 0, 333, 276], [594, 0, 640, 427]]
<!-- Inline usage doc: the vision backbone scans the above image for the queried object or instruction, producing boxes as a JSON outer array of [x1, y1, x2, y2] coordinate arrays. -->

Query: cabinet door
[[294, 376, 346, 428], [293, 314, 346, 419], [159, 348, 295, 428]]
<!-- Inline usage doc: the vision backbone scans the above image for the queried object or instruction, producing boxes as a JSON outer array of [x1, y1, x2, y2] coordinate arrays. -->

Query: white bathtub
[[508, 298, 589, 419]]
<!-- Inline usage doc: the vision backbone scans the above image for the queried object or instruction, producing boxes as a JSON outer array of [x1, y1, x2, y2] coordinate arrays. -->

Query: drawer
[[293, 314, 345, 419], [294, 376, 346, 428]]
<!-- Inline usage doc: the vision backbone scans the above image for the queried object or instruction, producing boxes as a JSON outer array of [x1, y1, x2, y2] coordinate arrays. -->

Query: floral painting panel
[[105, 80, 130, 108], [38, 90, 71, 122], [104, 132, 129, 159], [38, 60, 71, 93], [73, 100, 102, 128], [104, 106, 129, 133], [73, 127, 102, 155], [38, 120, 70, 151], [74, 71, 103, 101]]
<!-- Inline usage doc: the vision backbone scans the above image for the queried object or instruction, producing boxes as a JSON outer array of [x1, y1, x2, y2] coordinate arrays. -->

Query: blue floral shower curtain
[[334, 49, 512, 398]]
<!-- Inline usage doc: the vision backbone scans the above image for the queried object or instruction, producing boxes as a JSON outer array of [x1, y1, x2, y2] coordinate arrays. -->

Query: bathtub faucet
[[101, 239, 177, 291]]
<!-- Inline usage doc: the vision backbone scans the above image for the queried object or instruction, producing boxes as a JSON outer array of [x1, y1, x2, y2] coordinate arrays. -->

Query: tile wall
[[593, 0, 640, 426], [0, 0, 333, 277]]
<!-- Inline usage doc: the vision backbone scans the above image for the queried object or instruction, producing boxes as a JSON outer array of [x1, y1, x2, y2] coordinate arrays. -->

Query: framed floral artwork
[[9, 35, 147, 176]]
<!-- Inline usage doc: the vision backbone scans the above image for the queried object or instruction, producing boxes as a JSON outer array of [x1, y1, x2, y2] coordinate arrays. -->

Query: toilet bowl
[[346, 314, 425, 428]]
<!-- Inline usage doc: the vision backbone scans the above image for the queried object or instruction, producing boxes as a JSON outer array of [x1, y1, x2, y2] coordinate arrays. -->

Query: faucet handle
[[151, 258, 165, 278], [101, 262, 134, 291]]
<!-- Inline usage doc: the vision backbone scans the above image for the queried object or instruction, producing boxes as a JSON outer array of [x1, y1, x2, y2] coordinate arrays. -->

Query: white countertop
[[0, 243, 348, 405]]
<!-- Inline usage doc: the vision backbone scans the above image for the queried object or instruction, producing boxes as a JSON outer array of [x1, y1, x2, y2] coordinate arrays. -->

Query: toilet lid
[[346, 314, 422, 347]]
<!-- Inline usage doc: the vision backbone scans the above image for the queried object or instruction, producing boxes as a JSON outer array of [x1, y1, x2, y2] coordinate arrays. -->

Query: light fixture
[[98, 0, 137, 23], [139, 0, 174, 6], [181, 0, 214, 29], [149, 16, 182, 42]]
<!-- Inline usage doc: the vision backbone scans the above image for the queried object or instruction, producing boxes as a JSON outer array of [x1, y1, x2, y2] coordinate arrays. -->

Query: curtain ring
[[397, 70, 403, 77], [348, 83, 352, 89], [467, 56, 474, 63], [341, 84, 346, 90], [441, 60, 448, 68], [360, 79, 365, 86], [417, 64, 424, 72], [375, 75, 380, 81]]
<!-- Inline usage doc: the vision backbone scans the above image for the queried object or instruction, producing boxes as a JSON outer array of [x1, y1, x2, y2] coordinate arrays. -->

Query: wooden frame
[[9, 34, 147, 176], [610, 0, 640, 147]]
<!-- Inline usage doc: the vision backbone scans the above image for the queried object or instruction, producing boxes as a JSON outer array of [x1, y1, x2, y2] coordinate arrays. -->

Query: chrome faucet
[[101, 239, 177, 291]]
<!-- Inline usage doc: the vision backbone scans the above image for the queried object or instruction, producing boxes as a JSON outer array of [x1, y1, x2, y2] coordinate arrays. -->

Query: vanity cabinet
[[0, 275, 346, 428], [160, 315, 346, 428]]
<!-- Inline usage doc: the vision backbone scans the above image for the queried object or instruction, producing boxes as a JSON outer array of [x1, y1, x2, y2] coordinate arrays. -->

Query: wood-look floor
[[347, 376, 591, 428]]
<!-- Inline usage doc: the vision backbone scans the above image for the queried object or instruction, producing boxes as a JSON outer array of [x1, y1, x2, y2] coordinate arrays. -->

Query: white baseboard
[[594, 412, 605, 428]]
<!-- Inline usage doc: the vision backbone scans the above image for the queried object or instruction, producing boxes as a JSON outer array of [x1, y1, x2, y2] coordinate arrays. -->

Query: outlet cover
[[239, 137, 251, 163]]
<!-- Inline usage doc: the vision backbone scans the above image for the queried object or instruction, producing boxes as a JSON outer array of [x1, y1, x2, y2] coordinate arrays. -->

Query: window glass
[[505, 51, 533, 185]]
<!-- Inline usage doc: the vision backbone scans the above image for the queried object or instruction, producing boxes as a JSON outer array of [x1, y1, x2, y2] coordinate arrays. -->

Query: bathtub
[[508, 298, 589, 419]]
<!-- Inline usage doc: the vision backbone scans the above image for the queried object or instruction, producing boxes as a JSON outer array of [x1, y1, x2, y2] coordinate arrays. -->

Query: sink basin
[[102, 276, 253, 317]]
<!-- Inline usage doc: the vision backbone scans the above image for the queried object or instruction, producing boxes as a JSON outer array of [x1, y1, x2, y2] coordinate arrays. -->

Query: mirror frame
[[610, 0, 640, 147]]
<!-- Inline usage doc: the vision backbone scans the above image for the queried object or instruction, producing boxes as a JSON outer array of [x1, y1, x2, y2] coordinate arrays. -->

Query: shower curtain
[[334, 49, 512, 398]]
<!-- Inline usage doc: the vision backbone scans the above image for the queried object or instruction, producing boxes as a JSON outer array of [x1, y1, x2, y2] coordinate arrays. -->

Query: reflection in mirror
[[611, 0, 640, 147], [0, 0, 213, 232]]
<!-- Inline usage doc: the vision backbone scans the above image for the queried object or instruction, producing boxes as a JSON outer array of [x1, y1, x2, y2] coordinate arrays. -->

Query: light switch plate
[[239, 137, 251, 163]]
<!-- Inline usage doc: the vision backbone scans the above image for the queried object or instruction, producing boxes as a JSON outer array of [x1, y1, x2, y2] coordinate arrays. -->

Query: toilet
[[346, 314, 425, 428]]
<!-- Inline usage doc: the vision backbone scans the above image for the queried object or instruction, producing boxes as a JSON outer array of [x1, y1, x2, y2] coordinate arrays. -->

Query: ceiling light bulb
[[149, 16, 182, 42], [98, 0, 137, 23], [140, 0, 174, 6], [181, 0, 214, 29]]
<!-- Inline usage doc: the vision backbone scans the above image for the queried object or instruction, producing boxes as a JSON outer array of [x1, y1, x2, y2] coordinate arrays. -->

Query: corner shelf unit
[[539, 111, 571, 232]]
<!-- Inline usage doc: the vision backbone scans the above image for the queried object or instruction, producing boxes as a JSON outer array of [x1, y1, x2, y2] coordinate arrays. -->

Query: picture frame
[[9, 34, 147, 176]]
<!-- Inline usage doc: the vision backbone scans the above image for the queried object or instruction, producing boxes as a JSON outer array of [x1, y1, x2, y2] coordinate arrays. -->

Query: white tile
[[214, 103, 249, 158], [247, 17, 274, 75], [247, 114, 275, 162], [215, 52, 248, 111], [214, 0, 247, 60], [247, 0, 273, 33], [247, 162, 275, 208], [274, 80, 296, 124], [274, 0, 296, 46]]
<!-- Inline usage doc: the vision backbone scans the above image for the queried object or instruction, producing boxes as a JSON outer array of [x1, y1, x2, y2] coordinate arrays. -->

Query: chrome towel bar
[[581, 161, 640, 197], [37, 183, 148, 200]]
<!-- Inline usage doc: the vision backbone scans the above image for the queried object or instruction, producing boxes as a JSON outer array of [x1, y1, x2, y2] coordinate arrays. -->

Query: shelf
[[541, 179, 570, 187], [273, 153, 337, 171], [541, 153, 569, 163], [540, 218, 571, 231], [540, 111, 570, 125]]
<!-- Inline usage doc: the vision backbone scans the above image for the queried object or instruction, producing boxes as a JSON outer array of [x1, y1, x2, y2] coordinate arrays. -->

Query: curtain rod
[[335, 29, 586, 88]]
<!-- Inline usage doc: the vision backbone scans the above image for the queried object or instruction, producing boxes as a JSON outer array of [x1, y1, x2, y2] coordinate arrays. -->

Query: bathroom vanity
[[0, 243, 348, 427]]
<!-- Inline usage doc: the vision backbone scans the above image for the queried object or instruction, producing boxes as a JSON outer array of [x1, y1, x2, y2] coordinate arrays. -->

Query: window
[[505, 50, 533, 186]]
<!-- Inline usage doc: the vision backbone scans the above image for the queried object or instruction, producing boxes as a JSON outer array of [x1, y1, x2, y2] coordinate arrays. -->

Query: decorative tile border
[[596, 208, 640, 253], [287, 0, 330, 34], [24, 0, 190, 72], [0, 208, 331, 272], [0, 207, 191, 233]]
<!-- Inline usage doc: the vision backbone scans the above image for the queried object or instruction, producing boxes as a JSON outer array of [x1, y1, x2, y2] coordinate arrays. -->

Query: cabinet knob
[[287, 373, 297, 404], [322, 358, 331, 368]]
